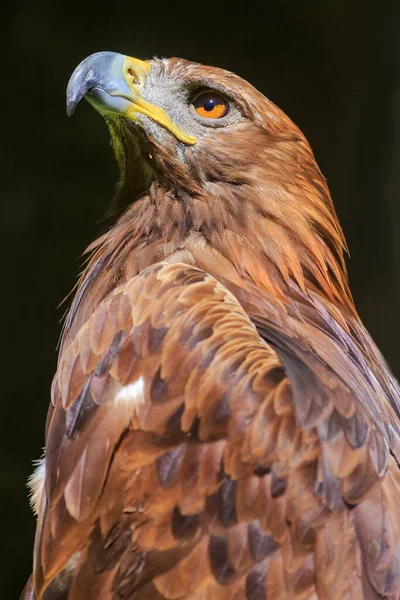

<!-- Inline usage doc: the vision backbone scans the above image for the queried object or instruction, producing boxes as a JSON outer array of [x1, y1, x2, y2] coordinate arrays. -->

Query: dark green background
[[3, 1, 400, 596]]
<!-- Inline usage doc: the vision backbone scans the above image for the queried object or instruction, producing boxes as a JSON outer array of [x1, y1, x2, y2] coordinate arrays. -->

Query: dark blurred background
[[2, 0, 400, 596]]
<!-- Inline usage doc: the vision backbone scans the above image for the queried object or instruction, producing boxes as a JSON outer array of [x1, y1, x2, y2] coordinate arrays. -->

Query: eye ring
[[191, 91, 230, 120]]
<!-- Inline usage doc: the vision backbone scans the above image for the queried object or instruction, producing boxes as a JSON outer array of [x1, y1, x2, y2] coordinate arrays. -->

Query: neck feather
[[62, 161, 356, 349]]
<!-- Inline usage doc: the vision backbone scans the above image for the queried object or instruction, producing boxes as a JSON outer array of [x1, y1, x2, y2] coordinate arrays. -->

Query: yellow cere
[[122, 55, 197, 146]]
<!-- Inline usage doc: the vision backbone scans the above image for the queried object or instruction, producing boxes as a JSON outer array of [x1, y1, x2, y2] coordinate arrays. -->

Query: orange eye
[[193, 92, 229, 119]]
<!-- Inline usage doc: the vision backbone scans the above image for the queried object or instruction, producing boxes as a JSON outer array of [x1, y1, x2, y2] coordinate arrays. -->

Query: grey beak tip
[[66, 51, 123, 117], [66, 89, 81, 116], [66, 101, 76, 117]]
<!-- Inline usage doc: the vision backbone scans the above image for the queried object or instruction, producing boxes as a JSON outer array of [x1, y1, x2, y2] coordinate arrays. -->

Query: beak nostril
[[127, 68, 140, 86]]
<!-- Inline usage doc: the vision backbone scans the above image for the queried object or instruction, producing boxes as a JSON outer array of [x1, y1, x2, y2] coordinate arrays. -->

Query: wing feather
[[28, 263, 400, 599]]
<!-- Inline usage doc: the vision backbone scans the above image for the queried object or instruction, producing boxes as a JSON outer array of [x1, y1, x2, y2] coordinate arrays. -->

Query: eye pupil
[[204, 99, 215, 112]]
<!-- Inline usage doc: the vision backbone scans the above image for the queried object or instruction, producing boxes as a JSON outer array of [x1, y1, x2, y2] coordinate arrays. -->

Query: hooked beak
[[66, 51, 196, 145]]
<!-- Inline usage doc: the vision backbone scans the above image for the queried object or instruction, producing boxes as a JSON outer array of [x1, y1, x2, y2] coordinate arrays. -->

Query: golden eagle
[[22, 51, 400, 599]]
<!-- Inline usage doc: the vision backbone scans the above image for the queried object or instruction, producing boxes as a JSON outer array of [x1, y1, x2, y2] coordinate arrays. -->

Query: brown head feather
[[62, 57, 354, 350]]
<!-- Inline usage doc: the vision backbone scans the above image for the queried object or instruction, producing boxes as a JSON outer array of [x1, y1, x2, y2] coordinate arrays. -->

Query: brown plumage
[[22, 52, 400, 600]]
